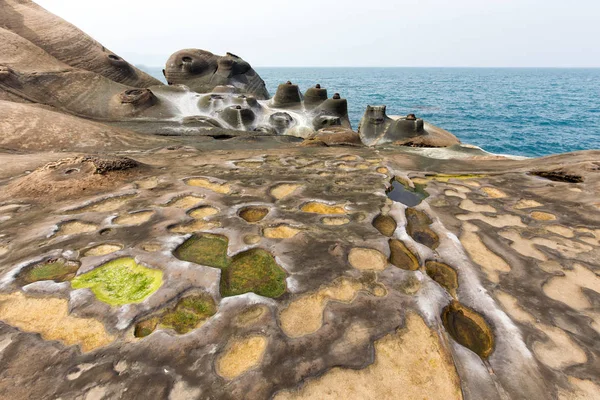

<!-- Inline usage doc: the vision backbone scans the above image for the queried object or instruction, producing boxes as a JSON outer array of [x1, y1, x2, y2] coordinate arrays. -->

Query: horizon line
[[138, 64, 600, 69]]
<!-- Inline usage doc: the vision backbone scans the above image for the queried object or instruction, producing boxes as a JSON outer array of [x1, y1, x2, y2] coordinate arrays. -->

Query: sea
[[141, 67, 600, 158]]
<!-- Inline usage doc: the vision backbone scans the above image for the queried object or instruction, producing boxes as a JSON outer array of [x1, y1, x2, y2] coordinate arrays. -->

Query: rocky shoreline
[[1, 1, 599, 399]]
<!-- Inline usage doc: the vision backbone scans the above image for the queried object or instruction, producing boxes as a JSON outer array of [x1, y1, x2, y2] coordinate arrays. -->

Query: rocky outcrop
[[358, 105, 460, 147], [164, 50, 269, 99], [0, 0, 161, 88]]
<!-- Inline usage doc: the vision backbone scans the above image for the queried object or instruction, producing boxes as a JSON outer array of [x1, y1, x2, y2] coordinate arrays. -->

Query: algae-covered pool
[[386, 178, 429, 206], [71, 257, 163, 306]]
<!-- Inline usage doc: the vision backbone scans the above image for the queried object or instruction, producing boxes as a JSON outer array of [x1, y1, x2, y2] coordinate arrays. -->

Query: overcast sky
[[35, 0, 600, 68]]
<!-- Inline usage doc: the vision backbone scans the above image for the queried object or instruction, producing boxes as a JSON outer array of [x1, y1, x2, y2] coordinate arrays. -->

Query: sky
[[35, 0, 600, 68]]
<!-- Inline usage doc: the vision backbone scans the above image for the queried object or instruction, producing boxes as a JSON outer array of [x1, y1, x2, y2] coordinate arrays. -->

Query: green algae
[[71, 257, 163, 306], [134, 293, 217, 337], [173, 233, 287, 299], [173, 233, 229, 269], [18, 258, 80, 285], [220, 249, 287, 298]]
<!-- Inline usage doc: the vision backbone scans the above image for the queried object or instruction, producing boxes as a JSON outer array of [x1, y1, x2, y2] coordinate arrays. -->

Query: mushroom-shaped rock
[[165, 50, 269, 99], [358, 105, 460, 147], [315, 94, 352, 129], [272, 82, 303, 108], [304, 84, 328, 109]]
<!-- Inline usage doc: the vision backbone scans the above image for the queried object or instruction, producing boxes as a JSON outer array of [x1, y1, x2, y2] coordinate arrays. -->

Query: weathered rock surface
[[0, 0, 162, 88], [164, 49, 269, 99], [359, 105, 460, 147], [0, 4, 599, 400]]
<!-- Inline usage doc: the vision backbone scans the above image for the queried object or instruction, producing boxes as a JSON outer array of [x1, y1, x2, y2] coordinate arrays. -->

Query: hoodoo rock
[[164, 49, 270, 99], [358, 105, 460, 147], [1, 5, 599, 400]]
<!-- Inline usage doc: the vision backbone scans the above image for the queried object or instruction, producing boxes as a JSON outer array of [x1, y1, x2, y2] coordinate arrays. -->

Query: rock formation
[[0, 0, 161, 88], [359, 105, 460, 147], [0, 3, 599, 400], [164, 50, 270, 99]]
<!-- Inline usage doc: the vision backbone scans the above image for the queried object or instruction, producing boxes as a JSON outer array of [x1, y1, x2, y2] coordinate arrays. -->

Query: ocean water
[[142, 67, 600, 158]]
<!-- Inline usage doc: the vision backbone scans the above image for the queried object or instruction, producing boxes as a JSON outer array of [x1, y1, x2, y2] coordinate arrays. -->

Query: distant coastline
[[142, 66, 600, 158]]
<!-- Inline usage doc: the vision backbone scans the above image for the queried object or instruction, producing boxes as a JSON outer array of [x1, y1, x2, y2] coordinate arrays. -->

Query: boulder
[[164, 50, 269, 99]]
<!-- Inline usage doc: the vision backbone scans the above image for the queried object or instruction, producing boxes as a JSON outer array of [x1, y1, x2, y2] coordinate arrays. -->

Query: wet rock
[[220, 249, 287, 298], [388, 239, 419, 270], [358, 105, 459, 147], [16, 258, 80, 286], [372, 214, 397, 237], [442, 301, 495, 359], [425, 261, 459, 297], [134, 292, 217, 337], [174, 233, 230, 269], [239, 206, 269, 223], [405, 208, 440, 250], [269, 112, 296, 134], [220, 105, 256, 129], [71, 258, 163, 306]]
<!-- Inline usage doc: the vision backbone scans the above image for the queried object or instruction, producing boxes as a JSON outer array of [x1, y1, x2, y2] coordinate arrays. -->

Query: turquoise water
[[143, 67, 600, 157]]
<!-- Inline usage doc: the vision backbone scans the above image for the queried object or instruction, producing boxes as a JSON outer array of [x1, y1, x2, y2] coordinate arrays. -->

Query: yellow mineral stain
[[275, 313, 462, 400], [169, 220, 221, 234], [216, 336, 268, 380], [514, 199, 543, 209], [186, 178, 231, 194], [164, 195, 204, 209], [558, 377, 600, 400], [301, 202, 347, 215], [84, 244, 123, 257], [460, 222, 511, 283], [0, 292, 114, 352], [482, 187, 507, 198], [531, 211, 557, 221], [279, 279, 363, 338], [546, 225, 574, 238], [543, 264, 600, 310], [456, 213, 525, 228], [263, 225, 302, 239], [533, 324, 587, 370], [348, 248, 388, 271], [270, 183, 302, 200], [114, 210, 154, 226], [321, 217, 350, 226], [459, 199, 496, 213], [56, 221, 97, 236], [189, 206, 219, 219], [135, 177, 159, 190]]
